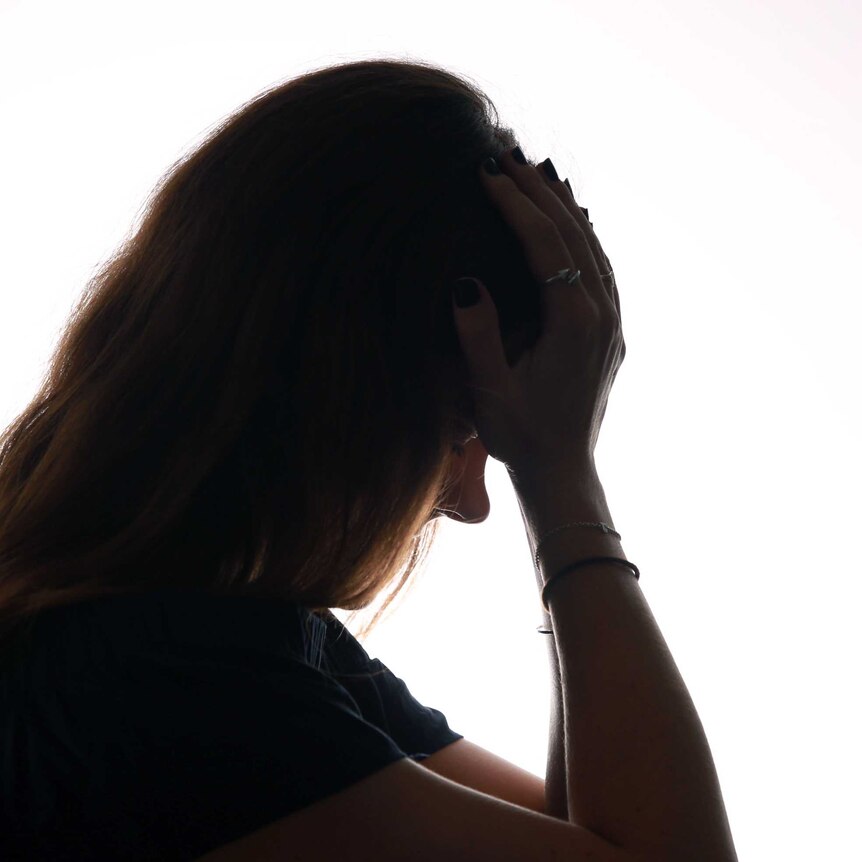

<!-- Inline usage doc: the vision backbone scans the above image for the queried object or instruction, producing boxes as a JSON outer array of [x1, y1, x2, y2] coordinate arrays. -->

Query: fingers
[[479, 157, 574, 281], [495, 149, 615, 320], [541, 163, 616, 311], [536, 165, 615, 309], [549, 171, 612, 277], [478, 160, 585, 338], [451, 277, 511, 394], [528, 154, 624, 357], [539, 169, 619, 326]]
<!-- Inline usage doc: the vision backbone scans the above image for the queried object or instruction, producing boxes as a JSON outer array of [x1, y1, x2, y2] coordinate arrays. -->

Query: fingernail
[[564, 177, 574, 198], [482, 157, 501, 175], [511, 146, 527, 165], [579, 206, 590, 221], [541, 157, 559, 182]]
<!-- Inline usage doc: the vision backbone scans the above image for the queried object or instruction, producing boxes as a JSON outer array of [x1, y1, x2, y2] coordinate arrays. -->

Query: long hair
[[0, 57, 544, 648]]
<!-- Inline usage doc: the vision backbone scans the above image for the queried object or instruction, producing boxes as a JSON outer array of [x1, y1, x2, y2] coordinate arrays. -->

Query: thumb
[[451, 277, 509, 391]]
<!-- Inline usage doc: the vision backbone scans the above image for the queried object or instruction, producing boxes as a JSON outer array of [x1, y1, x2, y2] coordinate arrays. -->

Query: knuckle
[[599, 307, 622, 336], [599, 315, 618, 337]]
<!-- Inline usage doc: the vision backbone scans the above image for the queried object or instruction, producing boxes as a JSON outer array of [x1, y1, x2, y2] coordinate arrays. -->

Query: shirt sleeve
[[37, 647, 418, 861], [320, 614, 465, 762]]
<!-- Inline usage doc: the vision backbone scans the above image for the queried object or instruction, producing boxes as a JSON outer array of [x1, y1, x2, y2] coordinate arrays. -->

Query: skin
[[430, 330, 530, 526], [431, 435, 491, 524]]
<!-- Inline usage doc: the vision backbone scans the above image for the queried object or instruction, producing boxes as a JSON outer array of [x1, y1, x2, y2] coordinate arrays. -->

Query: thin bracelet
[[543, 556, 640, 611], [536, 557, 640, 631], [535, 517, 638, 632], [534, 521, 622, 632], [534, 521, 622, 569]]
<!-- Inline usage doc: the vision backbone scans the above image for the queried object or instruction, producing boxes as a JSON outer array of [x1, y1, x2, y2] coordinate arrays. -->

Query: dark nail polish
[[482, 157, 501, 175], [564, 177, 574, 198], [541, 157, 559, 182], [579, 206, 590, 221], [511, 146, 527, 165]]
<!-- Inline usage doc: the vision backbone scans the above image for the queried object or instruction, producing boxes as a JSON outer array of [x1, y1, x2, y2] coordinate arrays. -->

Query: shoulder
[[5, 605, 412, 859]]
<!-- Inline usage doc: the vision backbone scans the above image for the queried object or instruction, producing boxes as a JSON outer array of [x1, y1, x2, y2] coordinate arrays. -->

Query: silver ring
[[543, 268, 614, 284], [543, 268, 582, 285]]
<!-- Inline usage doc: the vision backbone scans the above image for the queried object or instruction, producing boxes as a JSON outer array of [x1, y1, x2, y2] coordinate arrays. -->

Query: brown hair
[[0, 58, 544, 648]]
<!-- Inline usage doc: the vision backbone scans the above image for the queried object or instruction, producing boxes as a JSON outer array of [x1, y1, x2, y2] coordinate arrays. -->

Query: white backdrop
[[1, 1, 860, 858]]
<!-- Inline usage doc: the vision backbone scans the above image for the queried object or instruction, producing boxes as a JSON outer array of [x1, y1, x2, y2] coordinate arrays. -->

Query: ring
[[543, 268, 582, 285], [543, 267, 615, 284]]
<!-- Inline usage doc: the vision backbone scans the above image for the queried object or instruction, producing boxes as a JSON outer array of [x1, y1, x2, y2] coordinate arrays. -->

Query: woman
[[0, 59, 737, 861]]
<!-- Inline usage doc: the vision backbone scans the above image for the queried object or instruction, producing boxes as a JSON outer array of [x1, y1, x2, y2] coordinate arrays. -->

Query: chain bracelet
[[533, 521, 621, 570], [534, 520, 627, 635]]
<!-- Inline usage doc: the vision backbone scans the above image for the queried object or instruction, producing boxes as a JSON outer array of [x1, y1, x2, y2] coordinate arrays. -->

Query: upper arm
[[193, 756, 645, 862], [418, 738, 547, 816]]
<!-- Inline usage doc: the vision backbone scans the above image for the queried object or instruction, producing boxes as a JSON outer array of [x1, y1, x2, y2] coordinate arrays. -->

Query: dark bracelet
[[539, 556, 641, 619]]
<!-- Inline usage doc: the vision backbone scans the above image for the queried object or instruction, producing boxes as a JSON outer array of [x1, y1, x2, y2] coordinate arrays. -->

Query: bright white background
[[1, 1, 860, 858]]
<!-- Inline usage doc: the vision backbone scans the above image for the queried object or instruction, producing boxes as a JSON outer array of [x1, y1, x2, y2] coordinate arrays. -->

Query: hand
[[451, 149, 626, 477]]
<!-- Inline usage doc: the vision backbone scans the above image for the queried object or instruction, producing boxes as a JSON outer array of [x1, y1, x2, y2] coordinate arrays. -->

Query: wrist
[[509, 457, 609, 530], [508, 458, 623, 581], [506, 451, 598, 489]]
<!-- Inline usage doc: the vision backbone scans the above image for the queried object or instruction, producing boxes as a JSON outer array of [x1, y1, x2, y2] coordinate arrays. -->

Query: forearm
[[527, 526, 568, 822], [544, 635, 569, 820], [543, 630, 568, 821], [511, 459, 738, 861]]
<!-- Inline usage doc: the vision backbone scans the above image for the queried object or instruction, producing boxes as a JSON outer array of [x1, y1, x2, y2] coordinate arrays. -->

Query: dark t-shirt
[[0, 588, 463, 860]]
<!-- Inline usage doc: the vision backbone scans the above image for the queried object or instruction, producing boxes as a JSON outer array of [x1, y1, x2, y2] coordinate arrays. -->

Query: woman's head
[[0, 58, 544, 643]]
